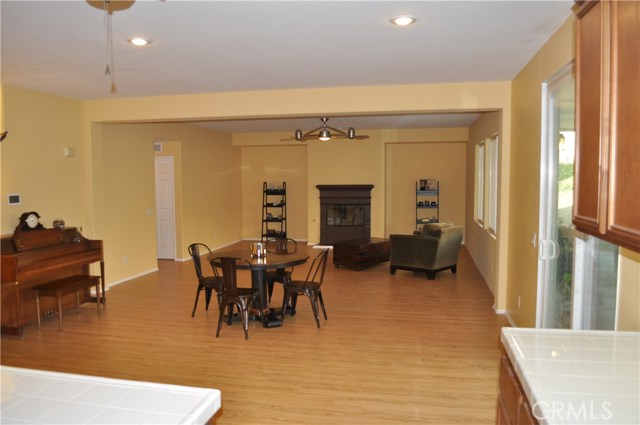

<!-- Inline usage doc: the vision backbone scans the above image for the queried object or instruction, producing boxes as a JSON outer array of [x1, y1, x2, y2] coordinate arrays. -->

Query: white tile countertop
[[0, 366, 221, 424], [501, 328, 639, 425]]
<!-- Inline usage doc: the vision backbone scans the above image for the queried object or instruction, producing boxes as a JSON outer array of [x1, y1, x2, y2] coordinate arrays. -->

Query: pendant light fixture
[[283, 117, 370, 142]]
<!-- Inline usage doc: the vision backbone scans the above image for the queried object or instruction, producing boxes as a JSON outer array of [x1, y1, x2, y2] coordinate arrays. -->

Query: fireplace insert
[[327, 205, 365, 226], [317, 185, 373, 245]]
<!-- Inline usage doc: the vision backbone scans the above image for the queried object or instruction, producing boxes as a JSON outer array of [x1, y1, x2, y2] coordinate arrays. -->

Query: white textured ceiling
[[1, 0, 573, 133]]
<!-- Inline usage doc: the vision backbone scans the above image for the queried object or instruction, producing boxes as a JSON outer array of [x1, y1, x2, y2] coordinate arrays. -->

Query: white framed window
[[474, 143, 485, 224], [487, 134, 499, 234]]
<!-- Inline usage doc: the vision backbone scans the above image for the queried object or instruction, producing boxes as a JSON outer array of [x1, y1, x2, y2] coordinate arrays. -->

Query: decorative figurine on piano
[[15, 211, 44, 232]]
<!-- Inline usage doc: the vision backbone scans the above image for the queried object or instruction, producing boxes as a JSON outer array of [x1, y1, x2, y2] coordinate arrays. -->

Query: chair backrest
[[211, 256, 252, 296], [303, 249, 329, 287], [433, 226, 464, 269], [188, 243, 212, 282], [266, 237, 297, 255]]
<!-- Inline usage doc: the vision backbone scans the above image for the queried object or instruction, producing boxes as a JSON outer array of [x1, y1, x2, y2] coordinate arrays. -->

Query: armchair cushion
[[412, 221, 454, 236], [419, 222, 453, 237], [390, 225, 463, 280]]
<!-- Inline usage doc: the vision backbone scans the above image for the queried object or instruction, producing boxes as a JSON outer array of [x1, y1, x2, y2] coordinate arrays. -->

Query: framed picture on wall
[[426, 179, 438, 191]]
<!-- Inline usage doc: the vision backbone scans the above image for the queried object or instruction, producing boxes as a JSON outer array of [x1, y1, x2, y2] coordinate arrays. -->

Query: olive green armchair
[[389, 222, 464, 280]]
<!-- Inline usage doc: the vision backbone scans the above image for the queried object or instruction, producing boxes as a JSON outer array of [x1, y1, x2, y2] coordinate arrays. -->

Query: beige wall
[[466, 112, 500, 295], [386, 141, 467, 236], [239, 144, 308, 240], [509, 18, 575, 326], [1, 86, 86, 234], [91, 122, 240, 284], [306, 136, 386, 243], [177, 128, 241, 256], [618, 249, 640, 331], [83, 82, 511, 125], [99, 124, 158, 282], [3, 81, 512, 305], [237, 128, 469, 243], [83, 81, 512, 264]]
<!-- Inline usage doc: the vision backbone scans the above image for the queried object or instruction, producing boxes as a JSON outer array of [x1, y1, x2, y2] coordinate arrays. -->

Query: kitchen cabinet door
[[573, 0, 640, 252]]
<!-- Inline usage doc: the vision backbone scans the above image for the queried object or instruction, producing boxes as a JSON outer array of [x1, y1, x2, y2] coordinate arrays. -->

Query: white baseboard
[[504, 311, 517, 327], [212, 239, 243, 251], [245, 237, 307, 243], [107, 268, 158, 288], [494, 306, 516, 327]]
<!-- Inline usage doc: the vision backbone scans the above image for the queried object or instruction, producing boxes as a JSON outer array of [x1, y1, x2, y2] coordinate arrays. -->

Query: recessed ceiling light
[[391, 15, 416, 26], [128, 37, 151, 46]]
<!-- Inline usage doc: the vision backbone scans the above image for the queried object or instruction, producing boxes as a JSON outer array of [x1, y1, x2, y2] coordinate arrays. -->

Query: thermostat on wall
[[8, 194, 21, 205]]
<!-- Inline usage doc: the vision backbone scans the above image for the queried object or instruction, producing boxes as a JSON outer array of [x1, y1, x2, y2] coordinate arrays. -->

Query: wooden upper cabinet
[[573, 0, 604, 234], [573, 0, 640, 252], [607, 1, 640, 250]]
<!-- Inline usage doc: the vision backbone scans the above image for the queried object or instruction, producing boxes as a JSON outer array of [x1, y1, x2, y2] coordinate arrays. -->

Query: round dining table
[[208, 249, 309, 327]]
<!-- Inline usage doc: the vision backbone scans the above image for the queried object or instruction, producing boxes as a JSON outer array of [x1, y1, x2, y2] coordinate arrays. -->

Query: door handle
[[538, 239, 558, 260], [539, 239, 547, 260], [549, 240, 559, 260]]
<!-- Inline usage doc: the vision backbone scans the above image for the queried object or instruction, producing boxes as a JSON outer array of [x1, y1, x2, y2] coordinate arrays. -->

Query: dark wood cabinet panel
[[496, 395, 509, 425], [498, 355, 523, 424], [573, 0, 604, 234], [496, 347, 538, 425], [573, 0, 640, 252], [519, 400, 538, 425], [606, 0, 640, 248]]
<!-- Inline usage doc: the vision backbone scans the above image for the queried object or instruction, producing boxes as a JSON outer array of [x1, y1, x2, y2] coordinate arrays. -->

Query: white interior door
[[155, 156, 176, 259]]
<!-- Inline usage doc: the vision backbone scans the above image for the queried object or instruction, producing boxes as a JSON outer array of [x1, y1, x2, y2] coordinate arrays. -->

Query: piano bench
[[33, 275, 102, 331]]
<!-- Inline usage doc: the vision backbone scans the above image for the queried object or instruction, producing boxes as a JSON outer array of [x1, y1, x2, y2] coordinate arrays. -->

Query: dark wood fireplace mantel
[[316, 185, 373, 245]]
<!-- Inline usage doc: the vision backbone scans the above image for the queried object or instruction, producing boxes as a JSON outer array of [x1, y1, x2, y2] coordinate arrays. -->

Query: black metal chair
[[265, 237, 297, 302], [211, 256, 262, 340], [188, 243, 224, 318], [281, 249, 329, 328]]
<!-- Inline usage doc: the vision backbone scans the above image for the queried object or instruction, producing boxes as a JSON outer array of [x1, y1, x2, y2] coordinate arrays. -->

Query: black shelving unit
[[261, 182, 287, 241], [416, 179, 439, 231]]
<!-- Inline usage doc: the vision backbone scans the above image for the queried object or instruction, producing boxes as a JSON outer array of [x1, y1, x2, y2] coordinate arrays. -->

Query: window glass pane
[[475, 143, 485, 223], [573, 234, 618, 330], [488, 135, 499, 233]]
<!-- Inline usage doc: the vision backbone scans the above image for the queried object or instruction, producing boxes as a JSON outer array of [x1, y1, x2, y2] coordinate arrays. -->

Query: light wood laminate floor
[[1, 242, 510, 424]]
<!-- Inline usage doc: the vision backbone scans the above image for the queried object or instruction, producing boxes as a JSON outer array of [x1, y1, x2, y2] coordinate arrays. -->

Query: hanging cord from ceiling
[[103, 0, 116, 94]]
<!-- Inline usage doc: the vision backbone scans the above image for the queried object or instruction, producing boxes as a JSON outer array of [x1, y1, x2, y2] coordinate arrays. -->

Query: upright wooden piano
[[1, 228, 105, 336]]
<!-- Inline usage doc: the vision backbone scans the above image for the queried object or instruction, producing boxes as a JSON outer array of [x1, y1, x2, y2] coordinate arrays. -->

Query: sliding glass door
[[572, 234, 619, 329], [537, 64, 575, 328], [537, 64, 618, 330]]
